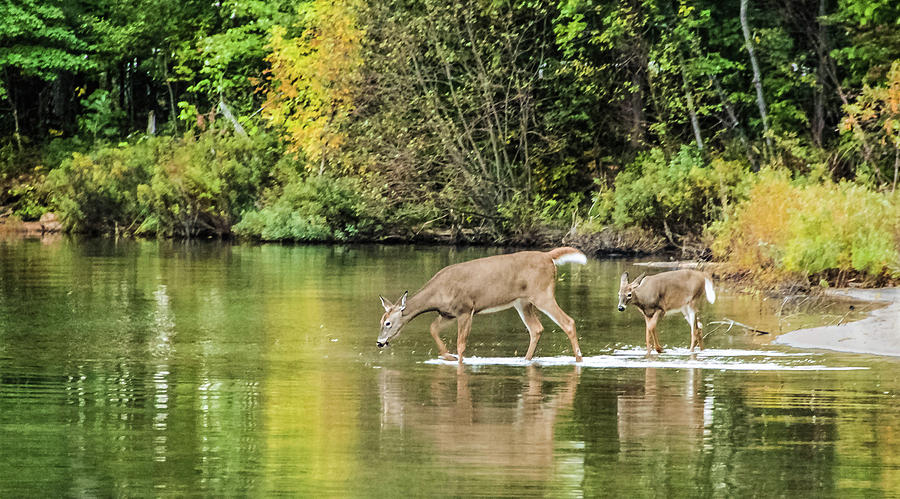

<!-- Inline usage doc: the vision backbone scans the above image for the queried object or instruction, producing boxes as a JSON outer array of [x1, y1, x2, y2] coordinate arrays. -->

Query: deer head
[[377, 291, 408, 348], [617, 272, 646, 311]]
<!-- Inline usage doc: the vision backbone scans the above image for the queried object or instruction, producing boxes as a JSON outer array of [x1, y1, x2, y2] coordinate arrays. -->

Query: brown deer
[[617, 269, 716, 354], [378, 247, 587, 364]]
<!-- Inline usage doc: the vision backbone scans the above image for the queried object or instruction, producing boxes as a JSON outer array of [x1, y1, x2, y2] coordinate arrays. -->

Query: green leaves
[[0, 0, 91, 97]]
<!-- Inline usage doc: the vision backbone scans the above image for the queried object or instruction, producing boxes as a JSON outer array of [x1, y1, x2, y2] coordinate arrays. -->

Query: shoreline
[[773, 288, 900, 357]]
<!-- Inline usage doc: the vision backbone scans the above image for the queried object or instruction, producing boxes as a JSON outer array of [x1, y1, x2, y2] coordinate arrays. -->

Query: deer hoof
[[441, 352, 459, 361]]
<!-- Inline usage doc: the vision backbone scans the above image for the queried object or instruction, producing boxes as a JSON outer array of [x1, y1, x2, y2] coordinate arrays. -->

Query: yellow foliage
[[712, 169, 900, 282], [262, 0, 364, 169], [842, 59, 900, 148]]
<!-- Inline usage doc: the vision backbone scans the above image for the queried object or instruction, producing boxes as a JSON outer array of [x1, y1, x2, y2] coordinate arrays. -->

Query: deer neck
[[400, 284, 444, 322], [632, 285, 659, 314]]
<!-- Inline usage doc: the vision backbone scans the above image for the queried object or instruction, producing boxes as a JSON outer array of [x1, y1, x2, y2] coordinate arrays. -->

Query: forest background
[[1, 0, 899, 286]]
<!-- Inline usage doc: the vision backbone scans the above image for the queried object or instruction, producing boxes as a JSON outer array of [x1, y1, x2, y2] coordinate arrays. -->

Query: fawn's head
[[377, 291, 408, 348], [617, 272, 646, 311]]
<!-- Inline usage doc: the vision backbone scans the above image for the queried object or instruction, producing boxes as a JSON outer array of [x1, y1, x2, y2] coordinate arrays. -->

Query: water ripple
[[425, 348, 868, 371]]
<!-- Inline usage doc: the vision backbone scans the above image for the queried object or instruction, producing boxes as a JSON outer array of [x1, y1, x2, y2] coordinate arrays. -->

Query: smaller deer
[[378, 247, 587, 364], [617, 269, 716, 354]]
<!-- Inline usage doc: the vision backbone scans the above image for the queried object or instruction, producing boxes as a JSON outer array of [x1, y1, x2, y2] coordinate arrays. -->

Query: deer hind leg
[[694, 305, 705, 350], [430, 314, 457, 361], [514, 301, 544, 361], [455, 309, 474, 365], [683, 304, 703, 352], [532, 295, 582, 362]]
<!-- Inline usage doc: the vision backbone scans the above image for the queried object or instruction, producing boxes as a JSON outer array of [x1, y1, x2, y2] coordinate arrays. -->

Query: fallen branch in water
[[708, 318, 772, 336]]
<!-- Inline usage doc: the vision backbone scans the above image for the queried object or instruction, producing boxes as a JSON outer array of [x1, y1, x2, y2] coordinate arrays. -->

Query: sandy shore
[[773, 288, 900, 357]]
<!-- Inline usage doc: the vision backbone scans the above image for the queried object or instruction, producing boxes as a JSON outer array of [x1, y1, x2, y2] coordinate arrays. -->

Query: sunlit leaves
[[262, 0, 364, 169]]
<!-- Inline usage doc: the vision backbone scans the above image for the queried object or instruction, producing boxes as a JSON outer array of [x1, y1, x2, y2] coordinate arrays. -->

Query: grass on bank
[[709, 170, 900, 287]]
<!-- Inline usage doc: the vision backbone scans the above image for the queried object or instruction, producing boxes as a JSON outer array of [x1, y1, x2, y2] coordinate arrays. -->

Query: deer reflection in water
[[378, 365, 580, 478], [617, 367, 711, 453]]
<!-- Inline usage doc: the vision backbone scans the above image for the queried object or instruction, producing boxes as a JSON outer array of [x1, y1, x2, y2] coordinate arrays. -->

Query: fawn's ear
[[380, 295, 392, 311], [399, 291, 408, 311], [620, 272, 629, 287], [632, 273, 647, 287]]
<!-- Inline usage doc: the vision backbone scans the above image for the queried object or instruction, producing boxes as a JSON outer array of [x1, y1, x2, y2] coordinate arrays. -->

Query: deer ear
[[379, 295, 392, 311], [399, 291, 408, 311], [632, 273, 647, 287], [620, 272, 629, 286]]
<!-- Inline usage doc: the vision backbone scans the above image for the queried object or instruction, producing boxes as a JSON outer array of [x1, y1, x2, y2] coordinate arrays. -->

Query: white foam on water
[[423, 347, 868, 371]]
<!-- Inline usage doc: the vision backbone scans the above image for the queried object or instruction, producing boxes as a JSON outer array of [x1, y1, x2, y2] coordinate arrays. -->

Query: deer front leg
[[645, 310, 663, 355], [455, 309, 474, 365], [643, 317, 653, 355], [430, 314, 457, 361]]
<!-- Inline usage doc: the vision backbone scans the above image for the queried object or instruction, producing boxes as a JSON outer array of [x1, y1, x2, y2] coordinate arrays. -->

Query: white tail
[[617, 269, 715, 354], [551, 251, 587, 266], [705, 277, 716, 304], [378, 247, 586, 364]]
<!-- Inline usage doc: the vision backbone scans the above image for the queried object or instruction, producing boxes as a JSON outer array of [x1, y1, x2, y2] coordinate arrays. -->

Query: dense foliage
[[1, 0, 899, 283]]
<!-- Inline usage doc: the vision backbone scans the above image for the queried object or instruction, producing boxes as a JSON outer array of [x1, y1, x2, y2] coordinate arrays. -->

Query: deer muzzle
[[376, 341, 389, 348]]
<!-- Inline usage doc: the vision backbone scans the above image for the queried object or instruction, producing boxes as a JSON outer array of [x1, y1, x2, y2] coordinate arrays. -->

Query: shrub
[[47, 128, 277, 236], [233, 174, 381, 242], [47, 144, 155, 233], [594, 146, 752, 235], [144, 131, 270, 237]]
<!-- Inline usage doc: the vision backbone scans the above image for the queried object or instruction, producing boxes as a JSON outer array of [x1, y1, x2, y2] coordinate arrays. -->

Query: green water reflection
[[0, 238, 897, 496]]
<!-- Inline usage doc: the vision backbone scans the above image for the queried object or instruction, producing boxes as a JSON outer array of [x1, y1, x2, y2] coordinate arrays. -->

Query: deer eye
[[384, 321, 392, 328], [626, 293, 632, 298]]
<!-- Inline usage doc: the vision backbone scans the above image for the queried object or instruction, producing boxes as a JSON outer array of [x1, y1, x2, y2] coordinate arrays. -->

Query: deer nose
[[617, 305, 625, 312], [376, 341, 388, 348]]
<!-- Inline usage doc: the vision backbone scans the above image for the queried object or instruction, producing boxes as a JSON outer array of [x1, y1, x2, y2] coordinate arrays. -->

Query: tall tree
[[263, 0, 364, 174], [0, 0, 91, 147], [739, 0, 772, 154]]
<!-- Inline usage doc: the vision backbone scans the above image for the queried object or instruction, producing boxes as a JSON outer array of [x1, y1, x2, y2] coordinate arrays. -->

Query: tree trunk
[[680, 59, 703, 150], [5, 85, 23, 152], [893, 146, 899, 193], [740, 0, 773, 154], [709, 74, 756, 168], [162, 55, 177, 133], [811, 0, 827, 147], [629, 63, 646, 149], [217, 99, 247, 138], [12, 104, 23, 152]]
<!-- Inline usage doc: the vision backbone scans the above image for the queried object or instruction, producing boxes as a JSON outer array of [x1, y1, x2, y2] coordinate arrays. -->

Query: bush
[[233, 174, 382, 242], [47, 128, 277, 236], [594, 146, 752, 234], [712, 169, 900, 280], [47, 144, 155, 233]]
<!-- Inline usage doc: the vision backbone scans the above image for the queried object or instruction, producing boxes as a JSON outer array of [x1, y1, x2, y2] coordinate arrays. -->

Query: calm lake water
[[1, 238, 898, 496]]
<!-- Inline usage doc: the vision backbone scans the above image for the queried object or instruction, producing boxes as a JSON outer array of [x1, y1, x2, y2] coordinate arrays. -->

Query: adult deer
[[617, 269, 716, 354], [378, 247, 587, 364]]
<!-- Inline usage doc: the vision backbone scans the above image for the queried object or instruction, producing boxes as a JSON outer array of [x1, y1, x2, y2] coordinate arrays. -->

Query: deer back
[[634, 270, 708, 313], [419, 251, 557, 315]]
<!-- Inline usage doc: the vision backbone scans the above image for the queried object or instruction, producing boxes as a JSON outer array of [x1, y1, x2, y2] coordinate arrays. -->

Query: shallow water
[[0, 238, 898, 496]]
